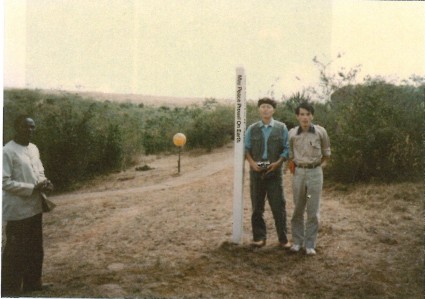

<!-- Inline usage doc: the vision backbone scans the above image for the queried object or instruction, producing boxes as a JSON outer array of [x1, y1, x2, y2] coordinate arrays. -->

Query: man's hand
[[265, 157, 287, 175], [250, 161, 263, 172], [265, 161, 281, 174], [34, 180, 54, 193], [246, 152, 264, 172], [321, 157, 329, 169]]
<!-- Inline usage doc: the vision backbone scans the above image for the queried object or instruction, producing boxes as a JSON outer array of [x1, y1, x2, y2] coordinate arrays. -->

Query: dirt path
[[35, 145, 424, 298], [53, 145, 235, 202]]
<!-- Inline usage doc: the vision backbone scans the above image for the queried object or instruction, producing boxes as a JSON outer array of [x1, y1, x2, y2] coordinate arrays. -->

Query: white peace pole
[[232, 67, 246, 244]]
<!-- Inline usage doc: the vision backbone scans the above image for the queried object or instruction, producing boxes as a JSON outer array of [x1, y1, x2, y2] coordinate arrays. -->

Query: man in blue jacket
[[245, 98, 291, 249]]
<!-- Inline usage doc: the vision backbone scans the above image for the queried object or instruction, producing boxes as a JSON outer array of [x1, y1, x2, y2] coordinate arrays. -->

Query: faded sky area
[[3, 0, 425, 100]]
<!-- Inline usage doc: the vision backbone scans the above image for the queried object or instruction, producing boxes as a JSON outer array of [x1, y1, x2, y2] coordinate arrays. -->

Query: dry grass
[[5, 145, 423, 298]]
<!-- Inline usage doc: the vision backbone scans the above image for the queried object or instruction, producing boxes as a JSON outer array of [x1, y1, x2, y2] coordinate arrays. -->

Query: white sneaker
[[306, 248, 316, 255], [290, 244, 301, 252]]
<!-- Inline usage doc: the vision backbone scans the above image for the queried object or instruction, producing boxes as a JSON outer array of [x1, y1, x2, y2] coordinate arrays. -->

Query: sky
[[3, 0, 425, 101]]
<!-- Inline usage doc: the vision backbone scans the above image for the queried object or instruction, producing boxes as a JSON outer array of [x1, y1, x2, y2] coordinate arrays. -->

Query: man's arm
[[246, 152, 263, 172], [2, 150, 35, 197], [245, 125, 263, 172], [32, 145, 54, 192], [286, 128, 296, 174], [32, 145, 47, 182], [280, 126, 289, 161], [319, 126, 331, 168]]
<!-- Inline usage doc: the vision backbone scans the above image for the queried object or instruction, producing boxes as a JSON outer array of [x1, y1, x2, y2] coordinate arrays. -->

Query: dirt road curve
[[35, 145, 424, 298], [53, 146, 235, 202]]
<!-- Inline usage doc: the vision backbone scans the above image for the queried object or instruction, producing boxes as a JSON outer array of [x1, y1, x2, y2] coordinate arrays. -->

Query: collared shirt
[[245, 118, 289, 160], [289, 124, 331, 165], [2, 140, 45, 221]]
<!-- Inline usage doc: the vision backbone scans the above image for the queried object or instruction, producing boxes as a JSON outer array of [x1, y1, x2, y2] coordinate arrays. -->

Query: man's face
[[258, 103, 275, 120], [16, 118, 36, 143], [296, 108, 313, 128]]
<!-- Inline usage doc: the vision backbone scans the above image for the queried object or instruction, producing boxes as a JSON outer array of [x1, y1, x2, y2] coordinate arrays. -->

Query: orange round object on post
[[173, 133, 187, 147]]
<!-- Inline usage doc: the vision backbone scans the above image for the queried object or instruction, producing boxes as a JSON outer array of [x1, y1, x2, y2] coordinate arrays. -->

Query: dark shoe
[[251, 240, 266, 248], [279, 241, 291, 249]]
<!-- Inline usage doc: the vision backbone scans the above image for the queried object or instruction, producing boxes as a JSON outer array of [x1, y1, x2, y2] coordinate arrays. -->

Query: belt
[[296, 163, 321, 169]]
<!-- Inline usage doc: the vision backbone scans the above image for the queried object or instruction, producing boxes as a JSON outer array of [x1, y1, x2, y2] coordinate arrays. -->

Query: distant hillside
[[71, 91, 208, 107], [9, 88, 232, 107]]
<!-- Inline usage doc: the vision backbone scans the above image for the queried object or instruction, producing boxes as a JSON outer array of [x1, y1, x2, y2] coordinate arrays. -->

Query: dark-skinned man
[[2, 115, 54, 296]]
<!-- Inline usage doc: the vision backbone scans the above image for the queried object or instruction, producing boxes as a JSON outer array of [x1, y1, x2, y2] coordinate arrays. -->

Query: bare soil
[[19, 145, 424, 298]]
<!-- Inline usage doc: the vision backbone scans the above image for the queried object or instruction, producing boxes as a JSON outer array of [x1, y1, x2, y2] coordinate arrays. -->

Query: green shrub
[[4, 79, 422, 191], [141, 106, 202, 154], [325, 82, 424, 182], [3, 90, 145, 190], [186, 105, 234, 151]]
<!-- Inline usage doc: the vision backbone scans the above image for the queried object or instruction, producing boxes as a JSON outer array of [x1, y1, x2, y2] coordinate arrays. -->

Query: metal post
[[232, 67, 246, 244], [178, 147, 181, 174]]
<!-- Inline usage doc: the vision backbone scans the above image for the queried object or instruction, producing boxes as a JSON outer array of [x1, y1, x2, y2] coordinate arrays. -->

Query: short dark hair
[[295, 102, 314, 115], [258, 97, 277, 109], [14, 114, 32, 131]]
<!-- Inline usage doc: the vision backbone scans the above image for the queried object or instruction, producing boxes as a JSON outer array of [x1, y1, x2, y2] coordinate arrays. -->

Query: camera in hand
[[257, 161, 271, 170]]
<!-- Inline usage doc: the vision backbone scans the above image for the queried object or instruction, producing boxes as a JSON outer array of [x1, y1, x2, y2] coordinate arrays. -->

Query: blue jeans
[[249, 170, 288, 244], [291, 167, 323, 249]]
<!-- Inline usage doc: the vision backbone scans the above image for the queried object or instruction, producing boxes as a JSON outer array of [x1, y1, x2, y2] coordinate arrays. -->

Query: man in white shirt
[[288, 103, 331, 255], [2, 115, 54, 296]]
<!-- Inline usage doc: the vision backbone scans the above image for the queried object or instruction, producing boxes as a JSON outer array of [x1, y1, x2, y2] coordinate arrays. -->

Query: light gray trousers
[[291, 166, 323, 249]]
